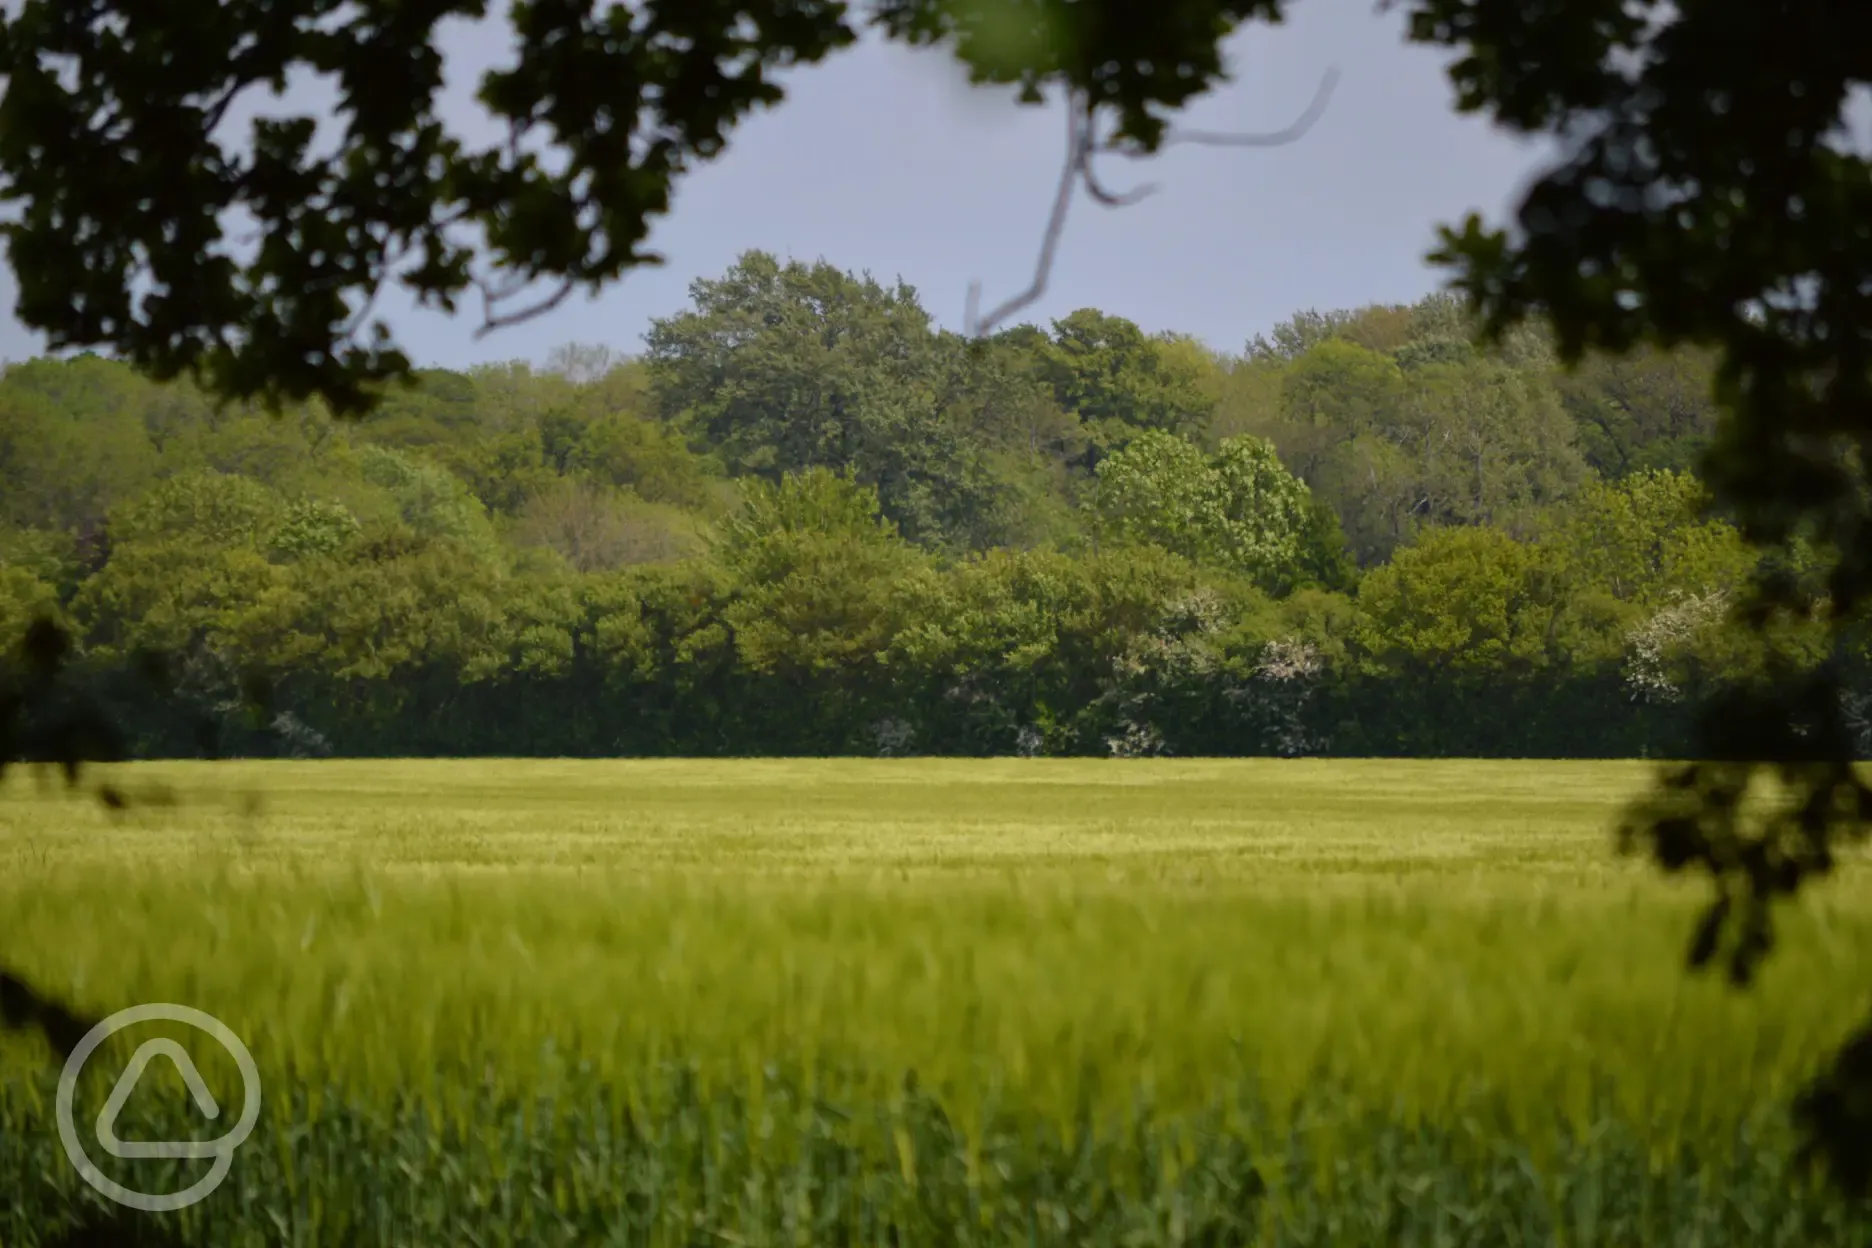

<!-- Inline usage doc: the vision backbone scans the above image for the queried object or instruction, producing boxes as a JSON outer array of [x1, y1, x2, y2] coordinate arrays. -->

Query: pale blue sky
[[0, 2, 1550, 371]]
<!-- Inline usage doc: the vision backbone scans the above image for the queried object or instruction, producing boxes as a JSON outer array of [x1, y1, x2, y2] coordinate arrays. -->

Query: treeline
[[0, 251, 1853, 758]]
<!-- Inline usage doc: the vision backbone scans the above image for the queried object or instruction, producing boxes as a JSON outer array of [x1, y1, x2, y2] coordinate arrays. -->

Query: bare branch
[[966, 93, 1091, 338], [1081, 136, 1159, 208], [963, 68, 1340, 341], [476, 275, 578, 336], [333, 231, 420, 346], [339, 268, 393, 344], [1149, 67, 1341, 151], [201, 80, 248, 139], [480, 267, 536, 307]]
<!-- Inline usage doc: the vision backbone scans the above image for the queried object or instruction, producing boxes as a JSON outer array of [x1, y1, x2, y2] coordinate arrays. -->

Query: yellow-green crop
[[2, 759, 1870, 1245]]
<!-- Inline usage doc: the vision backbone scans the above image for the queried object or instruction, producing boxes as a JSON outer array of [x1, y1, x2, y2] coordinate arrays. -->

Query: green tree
[[1090, 431, 1313, 591], [349, 369, 490, 453], [254, 537, 513, 693], [0, 563, 60, 653], [1289, 497, 1360, 595], [74, 539, 282, 665], [0, 363, 160, 533], [712, 468, 930, 688], [1281, 343, 1588, 563], [646, 250, 1014, 549], [512, 478, 703, 573], [570, 412, 723, 512], [1353, 526, 1558, 675], [354, 445, 503, 562], [271, 499, 364, 563], [1245, 308, 1364, 363], [1274, 340, 1409, 482], [1550, 346, 1721, 479], [1035, 309, 1217, 454], [107, 470, 287, 550], [1384, 357, 1588, 534], [443, 427, 561, 517], [1545, 471, 1751, 610]]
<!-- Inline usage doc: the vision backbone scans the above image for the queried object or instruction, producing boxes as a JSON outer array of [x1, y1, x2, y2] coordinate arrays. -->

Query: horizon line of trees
[[0, 250, 1851, 760]]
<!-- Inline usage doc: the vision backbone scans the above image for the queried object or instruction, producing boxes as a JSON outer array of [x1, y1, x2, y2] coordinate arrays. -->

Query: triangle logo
[[94, 1039, 224, 1160]]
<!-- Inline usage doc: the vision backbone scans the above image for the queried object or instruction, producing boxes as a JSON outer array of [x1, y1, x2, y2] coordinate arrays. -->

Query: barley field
[[2, 759, 1871, 1245]]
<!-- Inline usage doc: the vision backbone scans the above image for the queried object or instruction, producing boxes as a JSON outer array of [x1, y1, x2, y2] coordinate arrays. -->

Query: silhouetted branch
[[476, 274, 578, 336]]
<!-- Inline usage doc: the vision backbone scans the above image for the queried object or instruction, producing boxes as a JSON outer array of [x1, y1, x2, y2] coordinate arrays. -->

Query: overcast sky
[[0, 2, 1551, 372]]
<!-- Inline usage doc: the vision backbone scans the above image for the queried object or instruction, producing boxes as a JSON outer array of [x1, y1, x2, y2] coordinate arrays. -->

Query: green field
[[3, 759, 1871, 1245]]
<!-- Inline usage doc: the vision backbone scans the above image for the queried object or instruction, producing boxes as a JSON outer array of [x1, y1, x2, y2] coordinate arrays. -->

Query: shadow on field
[[39, 1212, 185, 1248], [2, 620, 262, 1248], [0, 971, 99, 1058]]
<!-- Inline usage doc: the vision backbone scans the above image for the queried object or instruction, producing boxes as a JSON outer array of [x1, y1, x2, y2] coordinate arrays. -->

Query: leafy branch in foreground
[[0, 0, 1317, 417], [1403, 0, 1872, 1192]]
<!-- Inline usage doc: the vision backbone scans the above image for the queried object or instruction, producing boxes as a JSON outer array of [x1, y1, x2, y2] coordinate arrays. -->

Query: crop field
[[2, 759, 1872, 1245]]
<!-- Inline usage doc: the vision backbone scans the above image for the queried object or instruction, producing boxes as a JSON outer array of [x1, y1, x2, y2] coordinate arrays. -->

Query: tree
[[1246, 295, 1496, 368], [512, 478, 700, 573], [1380, 357, 1588, 535], [1245, 308, 1365, 364], [1551, 346, 1722, 479], [711, 468, 930, 696], [74, 538, 281, 666], [1545, 471, 1751, 610], [0, 362, 160, 534], [353, 369, 491, 453], [354, 444, 503, 562], [1033, 309, 1218, 452], [0, 564, 61, 660], [271, 498, 364, 562], [1089, 431, 1312, 590], [1289, 497, 1360, 595], [1273, 340, 1587, 564], [1353, 525, 1557, 675], [570, 412, 722, 512], [107, 470, 287, 550], [645, 250, 1018, 550], [1275, 340, 1409, 482]]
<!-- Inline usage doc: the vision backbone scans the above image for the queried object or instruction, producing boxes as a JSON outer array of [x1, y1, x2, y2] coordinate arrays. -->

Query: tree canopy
[[0, 282, 1810, 769]]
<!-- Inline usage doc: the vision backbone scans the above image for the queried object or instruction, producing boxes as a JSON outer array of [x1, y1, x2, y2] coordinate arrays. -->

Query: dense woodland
[[0, 250, 1844, 759]]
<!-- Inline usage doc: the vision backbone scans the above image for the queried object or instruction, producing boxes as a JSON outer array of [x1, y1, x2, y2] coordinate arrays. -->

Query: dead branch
[[476, 274, 578, 337], [965, 94, 1091, 339], [1146, 67, 1341, 152], [965, 68, 1340, 340]]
